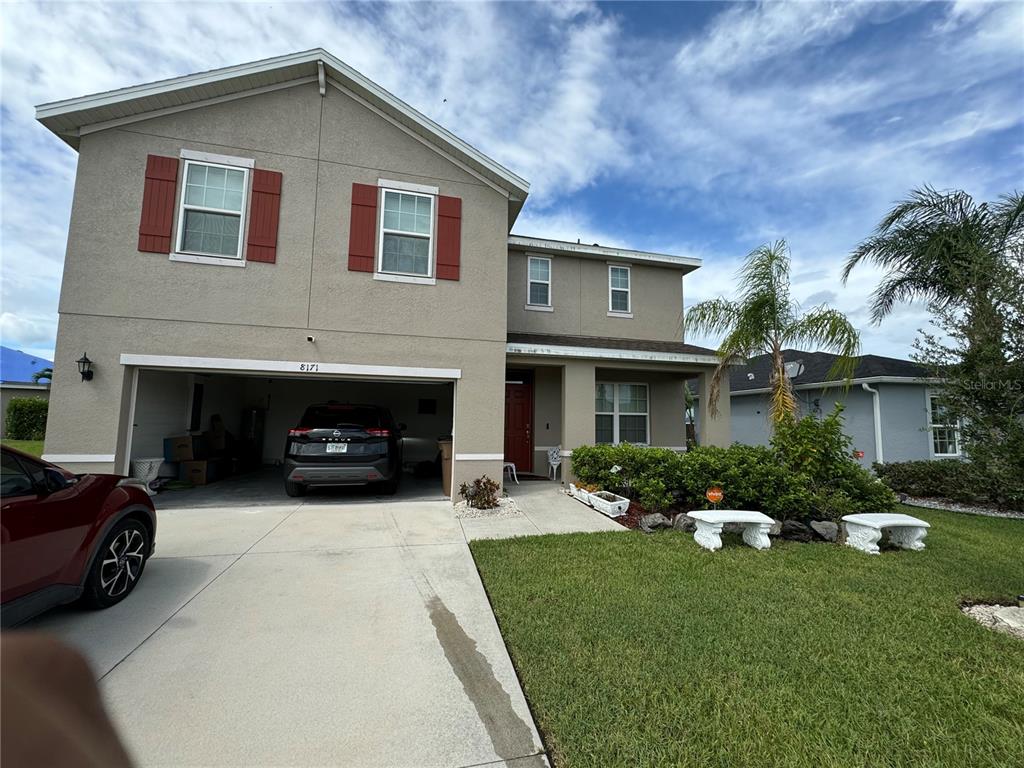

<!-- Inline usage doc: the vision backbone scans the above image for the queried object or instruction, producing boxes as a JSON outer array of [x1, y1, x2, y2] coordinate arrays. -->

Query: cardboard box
[[179, 460, 210, 486], [204, 430, 227, 453], [164, 435, 205, 462]]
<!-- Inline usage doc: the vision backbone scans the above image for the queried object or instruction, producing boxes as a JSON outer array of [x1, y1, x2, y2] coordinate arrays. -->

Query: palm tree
[[685, 241, 860, 425], [842, 187, 1023, 343], [32, 367, 52, 384]]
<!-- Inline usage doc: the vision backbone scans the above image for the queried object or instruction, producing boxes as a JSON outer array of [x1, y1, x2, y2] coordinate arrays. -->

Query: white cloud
[[0, 0, 1020, 363]]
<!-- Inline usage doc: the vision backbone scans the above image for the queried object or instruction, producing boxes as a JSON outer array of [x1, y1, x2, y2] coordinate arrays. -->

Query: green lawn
[[2, 439, 44, 457], [471, 508, 1024, 767]]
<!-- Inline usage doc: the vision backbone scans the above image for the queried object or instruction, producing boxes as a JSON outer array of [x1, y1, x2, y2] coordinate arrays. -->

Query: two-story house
[[35, 49, 730, 498]]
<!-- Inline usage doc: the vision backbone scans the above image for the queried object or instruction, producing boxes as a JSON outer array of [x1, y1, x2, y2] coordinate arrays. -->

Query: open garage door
[[122, 357, 456, 503]]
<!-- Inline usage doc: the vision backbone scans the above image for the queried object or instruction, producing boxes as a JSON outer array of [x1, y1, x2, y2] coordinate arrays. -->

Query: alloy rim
[[99, 529, 145, 598]]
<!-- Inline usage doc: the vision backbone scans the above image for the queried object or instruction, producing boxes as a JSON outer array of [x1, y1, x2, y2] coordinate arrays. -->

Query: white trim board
[[731, 376, 942, 396], [506, 343, 719, 366], [43, 454, 116, 464], [119, 353, 461, 381], [454, 453, 504, 461]]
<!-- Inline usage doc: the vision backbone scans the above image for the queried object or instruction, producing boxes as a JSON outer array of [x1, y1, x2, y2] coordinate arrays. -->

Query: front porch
[[502, 348, 730, 482]]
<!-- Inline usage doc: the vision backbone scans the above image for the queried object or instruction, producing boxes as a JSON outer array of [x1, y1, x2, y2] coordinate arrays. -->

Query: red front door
[[504, 382, 533, 473]]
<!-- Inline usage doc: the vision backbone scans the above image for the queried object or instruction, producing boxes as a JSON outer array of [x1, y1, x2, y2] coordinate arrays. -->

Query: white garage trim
[[454, 453, 504, 461], [119, 354, 461, 381], [43, 454, 116, 463]]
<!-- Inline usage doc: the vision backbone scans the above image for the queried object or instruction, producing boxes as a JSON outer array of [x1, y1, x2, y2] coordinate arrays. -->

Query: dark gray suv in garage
[[283, 403, 404, 497]]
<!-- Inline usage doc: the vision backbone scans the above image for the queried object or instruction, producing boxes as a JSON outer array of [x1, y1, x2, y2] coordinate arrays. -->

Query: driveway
[[28, 489, 567, 767]]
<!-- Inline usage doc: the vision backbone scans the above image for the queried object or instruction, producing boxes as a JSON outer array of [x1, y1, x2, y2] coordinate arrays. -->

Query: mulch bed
[[612, 501, 691, 530]]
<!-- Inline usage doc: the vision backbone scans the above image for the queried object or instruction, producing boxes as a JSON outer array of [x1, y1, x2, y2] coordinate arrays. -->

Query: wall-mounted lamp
[[77, 353, 94, 382]]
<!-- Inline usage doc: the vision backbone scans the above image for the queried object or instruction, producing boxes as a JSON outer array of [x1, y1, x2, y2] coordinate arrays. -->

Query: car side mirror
[[41, 468, 70, 494]]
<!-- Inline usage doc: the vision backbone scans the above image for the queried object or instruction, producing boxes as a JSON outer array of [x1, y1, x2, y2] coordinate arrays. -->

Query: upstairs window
[[609, 265, 631, 314], [595, 382, 649, 445], [928, 394, 960, 457], [528, 256, 551, 307], [177, 160, 248, 259], [379, 189, 434, 277]]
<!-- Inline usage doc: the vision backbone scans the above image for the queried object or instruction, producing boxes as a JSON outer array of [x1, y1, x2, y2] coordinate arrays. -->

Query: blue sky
[[1, 0, 1022, 362]]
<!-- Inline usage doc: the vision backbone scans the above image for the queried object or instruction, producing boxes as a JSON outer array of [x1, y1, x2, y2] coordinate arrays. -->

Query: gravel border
[[901, 495, 1024, 520], [454, 496, 523, 519]]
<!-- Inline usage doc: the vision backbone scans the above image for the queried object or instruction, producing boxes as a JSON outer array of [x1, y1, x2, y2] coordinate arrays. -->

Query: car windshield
[[299, 405, 383, 430]]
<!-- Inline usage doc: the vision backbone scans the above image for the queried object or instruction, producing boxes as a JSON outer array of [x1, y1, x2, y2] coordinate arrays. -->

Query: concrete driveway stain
[[427, 594, 537, 762]]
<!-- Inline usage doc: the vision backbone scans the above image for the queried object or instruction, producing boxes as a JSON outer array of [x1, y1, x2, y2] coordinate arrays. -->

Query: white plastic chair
[[547, 446, 563, 481], [503, 462, 519, 485]]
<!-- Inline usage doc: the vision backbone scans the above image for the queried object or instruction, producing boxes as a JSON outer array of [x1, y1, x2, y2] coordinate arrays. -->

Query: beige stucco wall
[[44, 82, 510, 492], [506, 250, 686, 341]]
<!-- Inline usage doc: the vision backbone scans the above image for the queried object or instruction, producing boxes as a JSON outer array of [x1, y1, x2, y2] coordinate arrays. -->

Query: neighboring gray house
[[730, 350, 958, 467], [34, 49, 730, 496]]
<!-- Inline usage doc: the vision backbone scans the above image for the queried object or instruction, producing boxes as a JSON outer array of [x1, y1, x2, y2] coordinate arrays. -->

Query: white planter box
[[569, 483, 593, 505], [589, 490, 630, 517]]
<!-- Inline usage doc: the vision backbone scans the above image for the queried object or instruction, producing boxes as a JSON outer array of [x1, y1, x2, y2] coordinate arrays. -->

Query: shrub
[[772, 406, 897, 521], [569, 405, 897, 522], [459, 475, 501, 509], [873, 460, 985, 503], [5, 397, 48, 440]]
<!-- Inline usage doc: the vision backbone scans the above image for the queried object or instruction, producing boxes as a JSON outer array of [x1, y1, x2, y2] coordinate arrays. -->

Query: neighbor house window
[[177, 160, 248, 259], [379, 189, 434, 277], [596, 382, 649, 444], [608, 265, 631, 313], [527, 256, 551, 307], [928, 393, 960, 457]]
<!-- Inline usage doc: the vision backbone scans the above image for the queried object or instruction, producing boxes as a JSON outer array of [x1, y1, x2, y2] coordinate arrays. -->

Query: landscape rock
[[639, 513, 672, 533], [780, 519, 815, 542], [672, 513, 696, 533], [809, 520, 839, 542], [769, 518, 782, 536]]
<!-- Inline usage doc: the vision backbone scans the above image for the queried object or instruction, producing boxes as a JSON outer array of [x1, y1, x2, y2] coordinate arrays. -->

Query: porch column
[[698, 369, 731, 447], [560, 359, 595, 481]]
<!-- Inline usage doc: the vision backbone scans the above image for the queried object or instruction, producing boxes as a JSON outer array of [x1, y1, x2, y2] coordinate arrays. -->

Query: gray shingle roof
[[730, 349, 929, 392]]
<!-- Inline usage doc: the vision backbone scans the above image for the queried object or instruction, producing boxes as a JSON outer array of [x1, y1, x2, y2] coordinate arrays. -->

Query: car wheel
[[379, 475, 400, 496], [285, 480, 307, 497], [83, 518, 150, 609]]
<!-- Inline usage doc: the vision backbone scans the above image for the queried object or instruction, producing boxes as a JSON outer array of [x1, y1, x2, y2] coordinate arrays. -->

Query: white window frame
[[174, 158, 250, 262], [608, 264, 632, 317], [526, 256, 552, 310], [376, 186, 436, 284], [927, 390, 961, 457], [595, 382, 650, 445]]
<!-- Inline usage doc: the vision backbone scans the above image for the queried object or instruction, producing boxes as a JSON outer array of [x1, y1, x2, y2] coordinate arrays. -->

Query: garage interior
[[127, 369, 454, 503]]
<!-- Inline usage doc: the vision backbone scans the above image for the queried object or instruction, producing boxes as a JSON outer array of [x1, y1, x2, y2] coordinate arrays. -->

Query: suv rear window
[[299, 405, 384, 430]]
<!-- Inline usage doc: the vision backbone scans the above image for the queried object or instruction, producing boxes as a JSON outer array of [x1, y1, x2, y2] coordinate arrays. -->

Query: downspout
[[861, 382, 883, 464]]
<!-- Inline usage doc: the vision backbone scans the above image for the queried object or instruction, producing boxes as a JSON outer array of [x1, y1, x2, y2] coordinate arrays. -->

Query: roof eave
[[508, 235, 702, 272], [35, 48, 531, 205], [731, 375, 943, 396]]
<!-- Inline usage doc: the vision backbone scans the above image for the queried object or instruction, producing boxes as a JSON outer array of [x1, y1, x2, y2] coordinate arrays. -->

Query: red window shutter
[[246, 169, 283, 263], [348, 183, 378, 272], [138, 155, 179, 253], [436, 195, 461, 281]]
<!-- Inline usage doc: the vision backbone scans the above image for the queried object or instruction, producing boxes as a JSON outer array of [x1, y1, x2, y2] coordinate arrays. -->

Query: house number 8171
[[299, 362, 319, 372]]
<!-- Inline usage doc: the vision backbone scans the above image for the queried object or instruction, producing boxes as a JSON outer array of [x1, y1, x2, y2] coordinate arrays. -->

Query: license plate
[[326, 443, 348, 454]]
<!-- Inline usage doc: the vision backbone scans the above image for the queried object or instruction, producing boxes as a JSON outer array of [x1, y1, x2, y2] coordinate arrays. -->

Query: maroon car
[[1, 446, 156, 627]]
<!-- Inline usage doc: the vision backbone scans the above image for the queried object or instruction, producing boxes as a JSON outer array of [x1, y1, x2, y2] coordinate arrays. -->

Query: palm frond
[[784, 307, 861, 384]]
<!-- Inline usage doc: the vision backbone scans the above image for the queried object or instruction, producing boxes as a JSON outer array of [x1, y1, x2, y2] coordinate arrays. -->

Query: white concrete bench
[[686, 510, 774, 551], [842, 513, 930, 555]]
